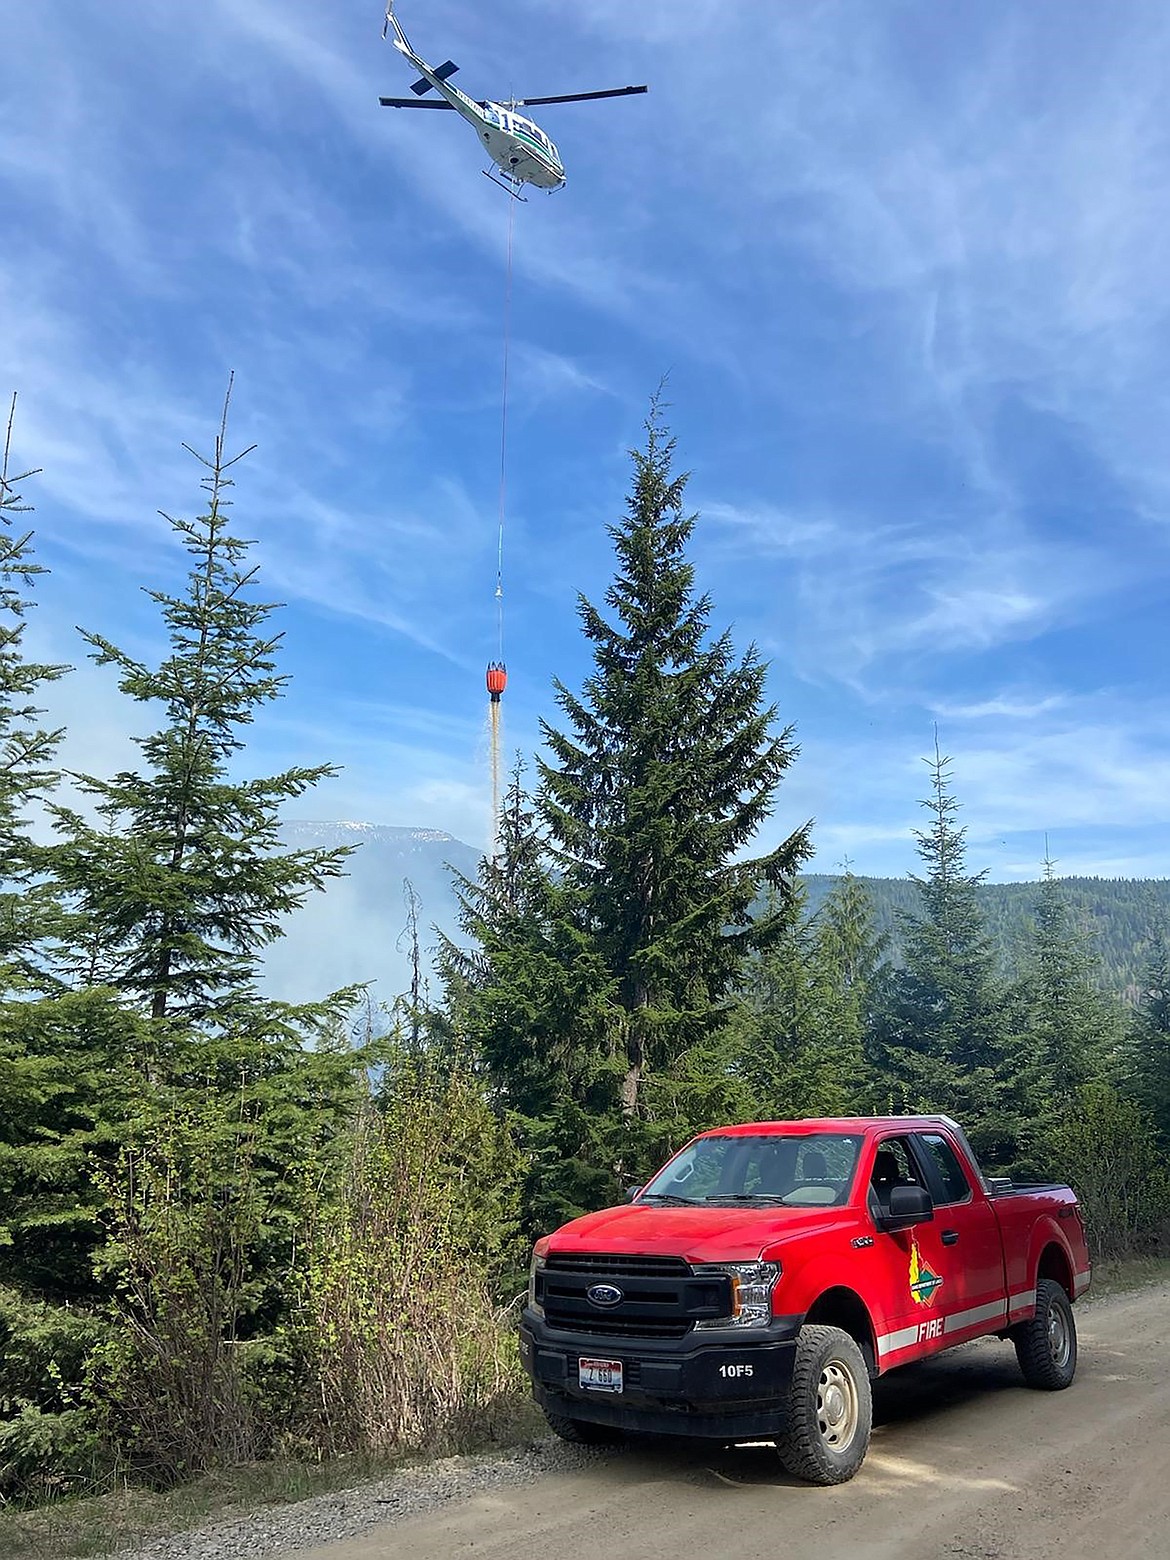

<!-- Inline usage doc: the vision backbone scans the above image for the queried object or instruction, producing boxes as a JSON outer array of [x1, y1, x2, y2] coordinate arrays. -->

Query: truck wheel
[[1014, 1278, 1077, 1390], [541, 1405, 625, 1445], [776, 1325, 872, 1485]]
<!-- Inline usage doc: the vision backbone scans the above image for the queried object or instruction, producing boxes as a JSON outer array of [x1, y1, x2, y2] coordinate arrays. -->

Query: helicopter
[[380, 3, 647, 196]]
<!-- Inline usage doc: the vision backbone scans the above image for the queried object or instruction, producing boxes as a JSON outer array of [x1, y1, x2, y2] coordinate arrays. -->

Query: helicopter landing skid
[[482, 168, 527, 201]]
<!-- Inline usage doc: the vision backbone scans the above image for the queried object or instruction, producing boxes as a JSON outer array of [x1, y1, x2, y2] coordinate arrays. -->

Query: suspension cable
[[496, 191, 516, 661]]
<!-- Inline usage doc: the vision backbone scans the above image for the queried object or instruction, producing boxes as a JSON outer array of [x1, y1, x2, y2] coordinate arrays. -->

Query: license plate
[[578, 1356, 623, 1394]]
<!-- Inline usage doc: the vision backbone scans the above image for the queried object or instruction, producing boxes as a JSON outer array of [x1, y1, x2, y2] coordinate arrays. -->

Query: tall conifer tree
[[1126, 928, 1170, 1147], [739, 882, 878, 1121], [438, 762, 618, 1229], [869, 742, 1009, 1154], [49, 387, 349, 1024], [538, 402, 811, 1145], [0, 395, 68, 988], [0, 403, 144, 1392], [818, 867, 886, 1031], [1004, 855, 1118, 1162]]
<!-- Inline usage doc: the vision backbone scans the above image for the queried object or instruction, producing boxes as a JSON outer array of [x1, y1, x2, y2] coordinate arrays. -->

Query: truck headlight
[[694, 1261, 781, 1329], [527, 1251, 546, 1317]]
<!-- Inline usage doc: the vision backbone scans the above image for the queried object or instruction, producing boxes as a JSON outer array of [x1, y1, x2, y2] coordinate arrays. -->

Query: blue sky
[[4, 0, 1170, 881]]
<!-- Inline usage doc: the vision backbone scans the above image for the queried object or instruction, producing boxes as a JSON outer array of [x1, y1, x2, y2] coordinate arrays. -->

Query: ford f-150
[[520, 1115, 1092, 1483]]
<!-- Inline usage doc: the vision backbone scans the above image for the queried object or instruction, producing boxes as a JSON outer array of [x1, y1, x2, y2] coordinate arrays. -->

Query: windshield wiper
[[637, 1192, 703, 1206], [702, 1193, 793, 1206]]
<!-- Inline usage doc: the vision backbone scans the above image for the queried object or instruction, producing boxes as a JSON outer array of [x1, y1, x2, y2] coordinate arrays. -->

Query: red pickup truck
[[520, 1115, 1092, 1484]]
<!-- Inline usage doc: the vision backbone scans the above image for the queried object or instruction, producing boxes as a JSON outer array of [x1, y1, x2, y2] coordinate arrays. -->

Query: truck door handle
[[941, 1229, 960, 1245]]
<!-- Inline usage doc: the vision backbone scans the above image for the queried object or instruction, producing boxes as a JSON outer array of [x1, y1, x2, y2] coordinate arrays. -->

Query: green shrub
[[300, 1049, 526, 1456], [0, 1288, 109, 1503], [1049, 1084, 1170, 1258]]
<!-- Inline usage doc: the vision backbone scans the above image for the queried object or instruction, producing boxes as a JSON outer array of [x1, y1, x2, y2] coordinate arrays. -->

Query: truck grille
[[545, 1253, 690, 1279], [539, 1252, 729, 1340]]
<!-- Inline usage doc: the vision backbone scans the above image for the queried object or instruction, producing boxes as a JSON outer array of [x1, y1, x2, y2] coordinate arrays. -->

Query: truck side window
[[869, 1136, 918, 1214], [914, 1132, 972, 1205]]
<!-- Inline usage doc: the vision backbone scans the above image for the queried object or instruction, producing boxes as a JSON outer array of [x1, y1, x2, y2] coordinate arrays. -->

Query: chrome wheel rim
[[1048, 1303, 1071, 1368], [817, 1360, 859, 1451]]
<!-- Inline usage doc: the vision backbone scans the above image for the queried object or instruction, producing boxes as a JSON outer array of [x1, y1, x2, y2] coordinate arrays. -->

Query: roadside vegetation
[[1, 387, 1168, 1545]]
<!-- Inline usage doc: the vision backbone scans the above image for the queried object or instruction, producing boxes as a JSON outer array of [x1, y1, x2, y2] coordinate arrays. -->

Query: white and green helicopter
[[380, 3, 647, 196]]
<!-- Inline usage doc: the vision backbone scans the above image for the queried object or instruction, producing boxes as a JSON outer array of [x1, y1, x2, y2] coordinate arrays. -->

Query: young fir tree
[[0, 404, 155, 1491], [869, 741, 1010, 1158], [739, 874, 881, 1121], [1125, 928, 1170, 1148], [817, 867, 886, 1049], [538, 402, 812, 1166], [438, 762, 619, 1232], [1004, 855, 1120, 1164], [0, 395, 373, 1499], [49, 388, 350, 1026], [0, 394, 68, 988], [0, 400, 109, 1295]]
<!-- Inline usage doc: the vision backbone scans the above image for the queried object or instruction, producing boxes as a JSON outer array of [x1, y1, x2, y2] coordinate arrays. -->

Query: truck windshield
[[640, 1132, 863, 1208]]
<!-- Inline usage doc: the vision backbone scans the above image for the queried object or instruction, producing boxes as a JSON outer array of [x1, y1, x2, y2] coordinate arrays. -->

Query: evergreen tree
[[48, 388, 350, 1024], [736, 886, 873, 1129], [1126, 927, 1170, 1146], [0, 990, 150, 1299], [0, 408, 154, 1493], [869, 741, 1010, 1157], [1004, 855, 1120, 1163], [0, 394, 68, 990], [0, 398, 121, 1308], [438, 763, 618, 1232], [817, 867, 886, 1053], [537, 402, 811, 1165]]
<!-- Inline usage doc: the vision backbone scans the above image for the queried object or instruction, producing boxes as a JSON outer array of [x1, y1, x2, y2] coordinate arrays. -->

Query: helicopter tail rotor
[[382, 2, 412, 52]]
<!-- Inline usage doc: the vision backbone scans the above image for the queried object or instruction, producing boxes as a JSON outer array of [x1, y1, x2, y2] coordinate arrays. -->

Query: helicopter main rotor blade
[[379, 97, 460, 108], [513, 85, 648, 107]]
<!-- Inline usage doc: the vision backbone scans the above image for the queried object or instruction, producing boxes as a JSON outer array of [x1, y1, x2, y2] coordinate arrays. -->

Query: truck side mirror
[[625, 1184, 643, 1202], [880, 1183, 934, 1231]]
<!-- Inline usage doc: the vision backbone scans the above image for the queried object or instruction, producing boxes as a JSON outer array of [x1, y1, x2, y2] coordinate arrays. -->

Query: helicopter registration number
[[578, 1357, 623, 1393]]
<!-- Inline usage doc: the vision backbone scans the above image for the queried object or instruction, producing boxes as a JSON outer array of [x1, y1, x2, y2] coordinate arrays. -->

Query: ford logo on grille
[[586, 1283, 624, 1308]]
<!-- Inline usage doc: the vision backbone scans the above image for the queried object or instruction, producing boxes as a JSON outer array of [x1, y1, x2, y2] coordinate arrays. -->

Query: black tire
[[1013, 1278, 1077, 1390], [776, 1325, 872, 1485], [541, 1405, 626, 1445]]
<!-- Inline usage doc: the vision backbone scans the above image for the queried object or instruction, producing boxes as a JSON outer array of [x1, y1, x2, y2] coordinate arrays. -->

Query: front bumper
[[520, 1307, 800, 1440]]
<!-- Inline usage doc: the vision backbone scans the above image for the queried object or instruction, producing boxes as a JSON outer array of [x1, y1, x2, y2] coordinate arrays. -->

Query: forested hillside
[[801, 874, 1170, 998], [259, 835, 1170, 1006]]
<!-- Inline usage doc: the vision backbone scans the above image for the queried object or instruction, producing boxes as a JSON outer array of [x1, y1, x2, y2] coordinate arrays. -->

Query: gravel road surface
[[123, 1280, 1169, 1560]]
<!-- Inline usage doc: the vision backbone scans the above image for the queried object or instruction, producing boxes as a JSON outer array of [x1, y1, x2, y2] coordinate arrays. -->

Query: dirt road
[[288, 1282, 1168, 1560]]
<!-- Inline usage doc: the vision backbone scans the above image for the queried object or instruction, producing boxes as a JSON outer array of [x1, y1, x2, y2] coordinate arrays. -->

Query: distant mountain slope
[[261, 822, 481, 1007], [801, 873, 1170, 996], [260, 823, 1170, 1007]]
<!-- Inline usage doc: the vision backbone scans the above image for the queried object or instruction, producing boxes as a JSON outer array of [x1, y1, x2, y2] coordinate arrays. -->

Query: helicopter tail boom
[[383, 3, 412, 54]]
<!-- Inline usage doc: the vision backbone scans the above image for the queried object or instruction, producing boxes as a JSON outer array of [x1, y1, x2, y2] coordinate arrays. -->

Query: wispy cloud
[[930, 693, 1068, 722]]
